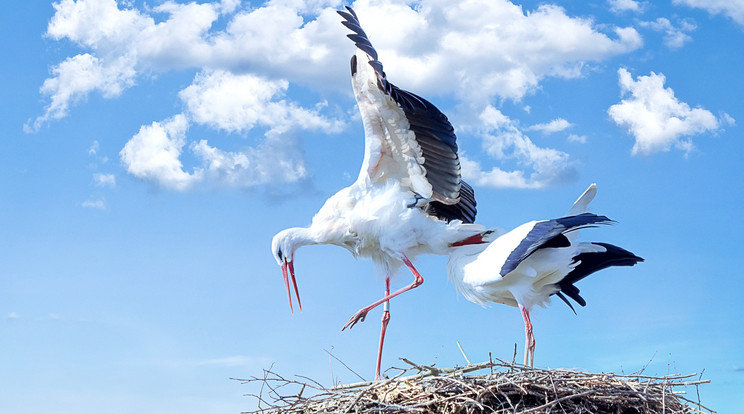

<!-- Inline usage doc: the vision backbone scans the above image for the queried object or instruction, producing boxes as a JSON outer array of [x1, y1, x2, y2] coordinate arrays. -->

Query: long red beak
[[281, 259, 302, 313]]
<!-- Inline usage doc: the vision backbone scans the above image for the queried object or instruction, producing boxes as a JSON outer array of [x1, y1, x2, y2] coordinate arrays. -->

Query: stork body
[[272, 7, 481, 380], [446, 184, 643, 366]]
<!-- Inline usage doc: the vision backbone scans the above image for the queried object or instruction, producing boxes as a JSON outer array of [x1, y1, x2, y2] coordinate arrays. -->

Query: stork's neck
[[284, 226, 326, 248]]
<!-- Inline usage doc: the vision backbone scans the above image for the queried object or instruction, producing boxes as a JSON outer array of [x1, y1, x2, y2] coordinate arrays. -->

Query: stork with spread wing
[[271, 7, 484, 380]]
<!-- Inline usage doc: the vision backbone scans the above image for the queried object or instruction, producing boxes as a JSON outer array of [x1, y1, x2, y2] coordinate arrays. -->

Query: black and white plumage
[[446, 184, 643, 366], [271, 7, 481, 380]]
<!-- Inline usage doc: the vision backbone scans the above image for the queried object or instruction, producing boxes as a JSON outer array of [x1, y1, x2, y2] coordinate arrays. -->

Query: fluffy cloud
[[34, 0, 645, 191], [190, 137, 308, 188], [351, 0, 642, 103], [461, 106, 576, 189], [608, 68, 727, 155], [117, 68, 340, 190], [120, 114, 201, 190], [526, 118, 573, 134], [33, 0, 642, 129], [119, 117, 310, 191], [608, 0, 644, 13], [640, 17, 696, 49], [179, 70, 344, 134], [25, 53, 136, 132], [567, 134, 587, 144], [673, 0, 744, 27], [93, 173, 116, 187], [82, 197, 107, 210]]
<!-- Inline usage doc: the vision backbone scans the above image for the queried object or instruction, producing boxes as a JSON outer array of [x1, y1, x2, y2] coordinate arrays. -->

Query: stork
[[446, 184, 643, 367], [271, 7, 483, 380]]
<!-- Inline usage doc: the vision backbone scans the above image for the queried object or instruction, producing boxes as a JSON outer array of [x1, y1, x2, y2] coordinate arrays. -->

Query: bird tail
[[555, 242, 644, 312], [566, 183, 597, 216]]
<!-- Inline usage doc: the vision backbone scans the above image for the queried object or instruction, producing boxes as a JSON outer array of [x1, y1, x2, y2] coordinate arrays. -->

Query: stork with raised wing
[[271, 7, 484, 380], [446, 184, 643, 367]]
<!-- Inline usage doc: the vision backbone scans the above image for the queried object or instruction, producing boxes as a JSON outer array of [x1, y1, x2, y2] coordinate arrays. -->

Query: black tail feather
[[556, 242, 643, 309]]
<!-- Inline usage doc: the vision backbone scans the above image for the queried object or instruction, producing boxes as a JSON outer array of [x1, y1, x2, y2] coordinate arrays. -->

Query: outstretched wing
[[338, 7, 474, 221]]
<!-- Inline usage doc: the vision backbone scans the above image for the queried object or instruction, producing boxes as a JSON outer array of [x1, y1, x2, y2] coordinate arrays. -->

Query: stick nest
[[236, 358, 714, 413]]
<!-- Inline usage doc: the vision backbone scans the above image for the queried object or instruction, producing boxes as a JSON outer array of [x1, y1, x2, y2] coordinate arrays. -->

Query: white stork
[[446, 184, 643, 367], [271, 7, 484, 380]]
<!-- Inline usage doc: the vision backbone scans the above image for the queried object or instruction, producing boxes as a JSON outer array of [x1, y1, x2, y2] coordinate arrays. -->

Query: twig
[[457, 341, 472, 365], [325, 348, 366, 382]]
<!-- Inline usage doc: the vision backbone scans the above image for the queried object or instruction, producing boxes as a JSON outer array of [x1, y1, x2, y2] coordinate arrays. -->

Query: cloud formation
[[33, 0, 645, 190], [179, 70, 343, 135], [526, 118, 573, 134], [673, 0, 744, 27], [609, 0, 644, 14], [461, 106, 576, 189], [640, 17, 696, 49], [118, 68, 340, 190], [608, 68, 729, 155], [120, 114, 199, 190], [93, 173, 116, 187], [82, 197, 107, 210]]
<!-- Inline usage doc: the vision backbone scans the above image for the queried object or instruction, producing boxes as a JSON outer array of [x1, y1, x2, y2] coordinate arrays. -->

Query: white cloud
[[721, 112, 736, 127], [461, 106, 575, 189], [353, 0, 642, 104], [191, 138, 309, 187], [609, 0, 644, 13], [120, 114, 202, 190], [7, 312, 20, 319], [673, 0, 744, 27], [93, 173, 116, 187], [608, 68, 725, 155], [88, 140, 99, 155], [526, 118, 573, 134], [179, 70, 344, 134], [118, 68, 341, 190], [34, 0, 647, 191], [567, 134, 587, 144], [32, 0, 642, 129], [26, 53, 136, 132], [82, 197, 107, 210], [640, 18, 696, 49]]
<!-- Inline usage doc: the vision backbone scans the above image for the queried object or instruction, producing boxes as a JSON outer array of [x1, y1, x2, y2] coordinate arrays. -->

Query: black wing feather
[[500, 213, 613, 276], [338, 6, 464, 206], [555, 242, 644, 308], [427, 181, 477, 224]]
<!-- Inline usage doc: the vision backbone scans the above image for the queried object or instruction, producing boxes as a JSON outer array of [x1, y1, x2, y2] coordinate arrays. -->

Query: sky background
[[2, 0, 742, 412]]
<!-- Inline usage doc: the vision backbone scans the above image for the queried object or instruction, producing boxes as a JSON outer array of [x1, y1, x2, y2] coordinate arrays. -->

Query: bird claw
[[342, 308, 369, 330]]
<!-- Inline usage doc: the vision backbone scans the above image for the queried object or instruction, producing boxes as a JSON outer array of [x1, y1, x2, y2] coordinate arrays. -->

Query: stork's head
[[271, 228, 302, 313]]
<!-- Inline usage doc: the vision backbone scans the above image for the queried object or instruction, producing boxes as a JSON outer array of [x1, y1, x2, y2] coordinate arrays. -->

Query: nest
[[235, 358, 714, 414]]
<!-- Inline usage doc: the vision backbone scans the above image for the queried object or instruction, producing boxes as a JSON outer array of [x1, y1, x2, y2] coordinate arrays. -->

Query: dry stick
[[633, 350, 659, 375], [325, 348, 366, 382], [342, 381, 382, 414], [457, 341, 472, 365], [674, 393, 717, 414], [489, 352, 494, 376], [697, 368, 706, 413]]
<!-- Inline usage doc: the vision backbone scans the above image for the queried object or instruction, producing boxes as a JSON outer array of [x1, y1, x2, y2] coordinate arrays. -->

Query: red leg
[[342, 254, 423, 331], [519, 304, 535, 367], [374, 278, 391, 381]]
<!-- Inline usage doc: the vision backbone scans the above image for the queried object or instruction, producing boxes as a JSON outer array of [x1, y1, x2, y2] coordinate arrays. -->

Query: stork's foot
[[342, 307, 371, 330]]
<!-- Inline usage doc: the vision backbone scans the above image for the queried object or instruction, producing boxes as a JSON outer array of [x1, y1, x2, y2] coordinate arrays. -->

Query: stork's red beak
[[281, 259, 302, 313]]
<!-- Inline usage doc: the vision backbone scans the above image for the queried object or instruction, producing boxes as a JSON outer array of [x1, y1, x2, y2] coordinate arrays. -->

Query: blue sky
[[2, 0, 742, 412]]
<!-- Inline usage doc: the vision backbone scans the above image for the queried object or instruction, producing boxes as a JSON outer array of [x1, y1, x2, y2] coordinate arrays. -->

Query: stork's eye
[[277, 248, 283, 261]]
